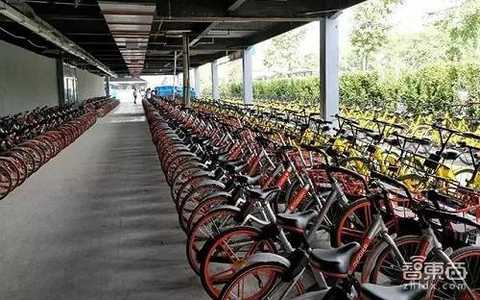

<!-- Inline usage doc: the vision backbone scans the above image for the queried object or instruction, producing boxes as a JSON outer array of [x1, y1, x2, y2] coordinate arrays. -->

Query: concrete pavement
[[0, 102, 208, 300]]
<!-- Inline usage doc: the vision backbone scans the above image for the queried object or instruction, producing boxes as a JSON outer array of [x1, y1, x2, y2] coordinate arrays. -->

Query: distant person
[[145, 88, 152, 100], [133, 88, 138, 104]]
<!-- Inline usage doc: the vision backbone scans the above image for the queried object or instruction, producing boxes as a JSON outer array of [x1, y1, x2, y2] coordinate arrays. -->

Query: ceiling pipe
[[0, 0, 116, 77]]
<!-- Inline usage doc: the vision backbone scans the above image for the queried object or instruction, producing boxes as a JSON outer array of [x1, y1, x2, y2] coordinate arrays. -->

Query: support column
[[242, 47, 253, 104], [319, 16, 340, 123], [105, 76, 110, 97], [56, 57, 65, 106], [182, 35, 191, 107], [211, 60, 219, 100], [194, 67, 202, 99], [172, 50, 178, 100]]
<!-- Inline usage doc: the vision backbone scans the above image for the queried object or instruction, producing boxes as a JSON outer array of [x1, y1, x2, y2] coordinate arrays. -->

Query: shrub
[[218, 62, 480, 114]]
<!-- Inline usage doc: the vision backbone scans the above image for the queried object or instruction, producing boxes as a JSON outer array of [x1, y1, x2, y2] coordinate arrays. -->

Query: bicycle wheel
[[200, 226, 277, 299], [160, 146, 189, 172], [165, 153, 199, 185], [186, 194, 230, 232], [13, 148, 36, 176], [22, 141, 46, 167], [218, 262, 302, 300], [332, 198, 398, 247], [171, 162, 206, 200], [16, 146, 40, 172], [177, 181, 225, 231], [29, 140, 50, 163], [186, 207, 241, 274], [0, 157, 20, 189], [0, 166, 12, 199], [362, 235, 424, 284], [429, 246, 480, 300], [7, 152, 28, 185], [175, 173, 215, 207]]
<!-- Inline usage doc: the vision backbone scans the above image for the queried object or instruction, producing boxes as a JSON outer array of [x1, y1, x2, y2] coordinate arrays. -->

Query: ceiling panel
[[99, 1, 156, 76]]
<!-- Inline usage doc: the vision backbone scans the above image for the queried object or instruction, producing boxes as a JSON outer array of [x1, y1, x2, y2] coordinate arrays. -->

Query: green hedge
[[219, 62, 480, 114], [220, 77, 320, 104]]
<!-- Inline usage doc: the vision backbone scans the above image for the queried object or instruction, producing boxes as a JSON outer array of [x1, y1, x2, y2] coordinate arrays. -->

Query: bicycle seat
[[206, 144, 226, 153], [441, 149, 460, 160], [311, 242, 360, 274], [412, 137, 431, 146], [366, 132, 382, 142], [425, 189, 451, 205], [385, 136, 401, 147], [277, 210, 318, 233], [360, 283, 426, 300], [238, 174, 262, 186], [246, 186, 280, 200], [223, 161, 249, 173], [345, 134, 355, 143], [214, 151, 232, 162]]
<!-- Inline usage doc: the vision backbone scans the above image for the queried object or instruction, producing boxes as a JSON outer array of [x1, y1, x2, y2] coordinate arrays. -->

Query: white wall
[[77, 69, 106, 100], [0, 41, 59, 115]]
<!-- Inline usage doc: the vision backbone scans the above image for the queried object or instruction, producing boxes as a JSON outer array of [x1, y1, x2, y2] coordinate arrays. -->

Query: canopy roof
[[0, 0, 365, 77]]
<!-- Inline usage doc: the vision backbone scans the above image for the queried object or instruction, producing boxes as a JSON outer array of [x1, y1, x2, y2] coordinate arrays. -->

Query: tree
[[373, 27, 450, 76], [435, 0, 480, 62], [350, 0, 402, 71], [263, 27, 307, 74]]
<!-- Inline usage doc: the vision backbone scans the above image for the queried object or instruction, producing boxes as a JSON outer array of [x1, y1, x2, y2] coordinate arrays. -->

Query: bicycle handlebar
[[432, 123, 461, 135], [370, 171, 414, 202], [463, 131, 480, 141], [372, 118, 406, 130], [334, 114, 359, 126], [308, 113, 332, 125], [419, 202, 480, 230], [458, 140, 480, 152]]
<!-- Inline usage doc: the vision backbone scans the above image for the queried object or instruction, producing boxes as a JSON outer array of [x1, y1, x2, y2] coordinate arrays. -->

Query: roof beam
[[25, 0, 97, 7], [157, 17, 318, 23], [227, 0, 248, 12], [42, 15, 105, 21], [0, 0, 116, 76], [189, 22, 218, 48], [42, 15, 319, 23]]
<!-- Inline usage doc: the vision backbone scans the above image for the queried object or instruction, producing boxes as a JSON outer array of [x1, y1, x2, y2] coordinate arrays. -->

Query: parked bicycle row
[[83, 96, 120, 117], [144, 97, 480, 300], [206, 99, 480, 157], [0, 103, 97, 200]]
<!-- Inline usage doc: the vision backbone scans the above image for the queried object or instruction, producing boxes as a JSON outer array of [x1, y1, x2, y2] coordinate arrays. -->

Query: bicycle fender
[[243, 253, 291, 269], [209, 204, 241, 214], [169, 150, 196, 157], [193, 179, 226, 190], [200, 191, 232, 201]]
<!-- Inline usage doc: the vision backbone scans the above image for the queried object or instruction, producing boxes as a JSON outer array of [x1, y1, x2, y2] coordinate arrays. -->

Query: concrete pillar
[[194, 67, 201, 99], [172, 50, 178, 100], [105, 76, 110, 97], [182, 35, 191, 107], [242, 47, 253, 104], [320, 16, 340, 123], [211, 60, 219, 100], [56, 57, 65, 106]]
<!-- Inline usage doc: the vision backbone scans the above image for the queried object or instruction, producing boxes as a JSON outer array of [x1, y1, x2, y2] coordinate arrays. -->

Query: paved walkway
[[0, 102, 208, 300]]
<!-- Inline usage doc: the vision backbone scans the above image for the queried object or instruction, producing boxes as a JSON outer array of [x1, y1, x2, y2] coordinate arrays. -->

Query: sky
[[141, 0, 458, 88]]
